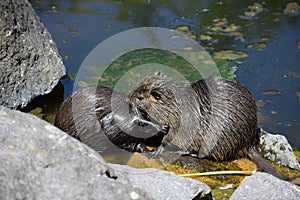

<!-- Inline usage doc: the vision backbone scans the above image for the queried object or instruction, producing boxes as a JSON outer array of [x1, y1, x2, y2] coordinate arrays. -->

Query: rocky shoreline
[[0, 0, 299, 199], [1, 106, 300, 199]]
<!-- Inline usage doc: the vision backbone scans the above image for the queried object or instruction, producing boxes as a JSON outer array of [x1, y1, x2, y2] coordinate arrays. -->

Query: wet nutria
[[54, 86, 168, 154], [129, 73, 282, 178]]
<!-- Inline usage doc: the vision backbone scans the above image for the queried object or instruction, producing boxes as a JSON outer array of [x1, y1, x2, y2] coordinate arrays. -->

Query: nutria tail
[[248, 147, 283, 179]]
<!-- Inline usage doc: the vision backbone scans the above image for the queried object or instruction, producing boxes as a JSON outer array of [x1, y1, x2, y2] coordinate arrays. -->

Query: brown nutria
[[129, 73, 282, 178], [54, 86, 168, 154]]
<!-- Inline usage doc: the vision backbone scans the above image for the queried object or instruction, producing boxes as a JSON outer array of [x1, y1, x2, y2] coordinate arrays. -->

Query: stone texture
[[258, 128, 300, 170], [0, 0, 66, 109], [108, 163, 212, 200], [0, 106, 213, 200], [0, 106, 151, 200], [230, 172, 300, 200]]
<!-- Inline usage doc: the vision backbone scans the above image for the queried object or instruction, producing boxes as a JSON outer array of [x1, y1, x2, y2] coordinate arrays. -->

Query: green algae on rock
[[283, 2, 300, 15], [214, 50, 249, 60], [246, 42, 267, 51], [174, 25, 196, 39]]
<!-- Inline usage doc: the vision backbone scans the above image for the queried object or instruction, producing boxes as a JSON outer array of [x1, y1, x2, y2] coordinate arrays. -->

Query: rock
[[0, 106, 151, 200], [258, 128, 300, 170], [0, 106, 212, 200], [0, 0, 66, 109], [230, 172, 300, 200], [108, 163, 213, 200]]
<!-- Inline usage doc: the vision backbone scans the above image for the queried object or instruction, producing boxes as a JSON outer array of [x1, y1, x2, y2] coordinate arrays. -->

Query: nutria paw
[[134, 143, 149, 153], [159, 125, 169, 136], [143, 145, 165, 159]]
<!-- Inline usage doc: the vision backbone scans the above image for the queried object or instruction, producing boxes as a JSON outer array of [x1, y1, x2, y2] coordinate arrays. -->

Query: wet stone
[[0, 0, 66, 109], [257, 128, 300, 170], [0, 106, 151, 200], [0, 106, 213, 200], [231, 172, 300, 200], [108, 163, 213, 200]]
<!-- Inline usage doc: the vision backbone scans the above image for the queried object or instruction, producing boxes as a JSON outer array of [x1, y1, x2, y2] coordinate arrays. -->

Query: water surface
[[30, 0, 300, 148]]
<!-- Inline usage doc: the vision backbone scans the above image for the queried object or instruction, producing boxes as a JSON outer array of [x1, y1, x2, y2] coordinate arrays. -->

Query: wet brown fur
[[54, 86, 168, 153], [129, 74, 258, 161], [130, 74, 283, 179]]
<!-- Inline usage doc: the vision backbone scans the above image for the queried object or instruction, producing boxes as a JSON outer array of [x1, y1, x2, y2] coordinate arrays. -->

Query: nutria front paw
[[143, 145, 165, 159], [132, 117, 147, 126], [159, 125, 169, 135], [134, 143, 148, 153]]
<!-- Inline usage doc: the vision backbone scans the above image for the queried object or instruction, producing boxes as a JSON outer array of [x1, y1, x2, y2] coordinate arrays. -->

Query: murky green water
[[29, 0, 300, 148]]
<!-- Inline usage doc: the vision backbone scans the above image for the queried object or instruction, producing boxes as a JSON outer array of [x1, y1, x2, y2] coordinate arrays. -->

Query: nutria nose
[[137, 96, 144, 100]]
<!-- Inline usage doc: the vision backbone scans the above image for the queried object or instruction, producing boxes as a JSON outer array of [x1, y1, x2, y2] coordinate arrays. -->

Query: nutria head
[[129, 74, 203, 132]]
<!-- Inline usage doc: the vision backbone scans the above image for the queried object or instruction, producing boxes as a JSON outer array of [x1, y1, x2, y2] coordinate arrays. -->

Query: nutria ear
[[154, 71, 166, 78]]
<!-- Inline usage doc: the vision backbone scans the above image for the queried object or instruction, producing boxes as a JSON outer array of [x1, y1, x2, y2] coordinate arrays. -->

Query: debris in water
[[296, 92, 300, 102], [263, 90, 280, 95], [214, 50, 249, 60], [296, 40, 300, 49], [246, 42, 267, 51], [174, 25, 196, 39], [284, 2, 300, 15], [243, 3, 264, 19]]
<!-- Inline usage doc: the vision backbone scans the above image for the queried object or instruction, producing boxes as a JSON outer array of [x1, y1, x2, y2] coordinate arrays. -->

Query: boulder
[[230, 172, 300, 200], [108, 163, 212, 200], [0, 106, 151, 200], [0, 106, 212, 200], [258, 128, 300, 170], [0, 0, 66, 109]]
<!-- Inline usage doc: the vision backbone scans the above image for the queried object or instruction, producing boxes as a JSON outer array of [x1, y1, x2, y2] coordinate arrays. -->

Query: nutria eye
[[151, 91, 161, 100]]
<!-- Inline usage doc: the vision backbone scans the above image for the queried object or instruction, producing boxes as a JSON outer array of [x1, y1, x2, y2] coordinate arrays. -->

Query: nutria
[[54, 86, 168, 154], [129, 73, 282, 178]]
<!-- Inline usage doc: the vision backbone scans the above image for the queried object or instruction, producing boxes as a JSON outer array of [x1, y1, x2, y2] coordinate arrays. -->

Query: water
[[30, 0, 300, 148]]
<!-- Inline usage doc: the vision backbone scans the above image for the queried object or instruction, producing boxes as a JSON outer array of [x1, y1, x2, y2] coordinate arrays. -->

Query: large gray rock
[[0, 106, 151, 200], [230, 172, 300, 200], [0, 106, 212, 200], [0, 0, 66, 109], [258, 128, 300, 170], [108, 163, 212, 200]]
